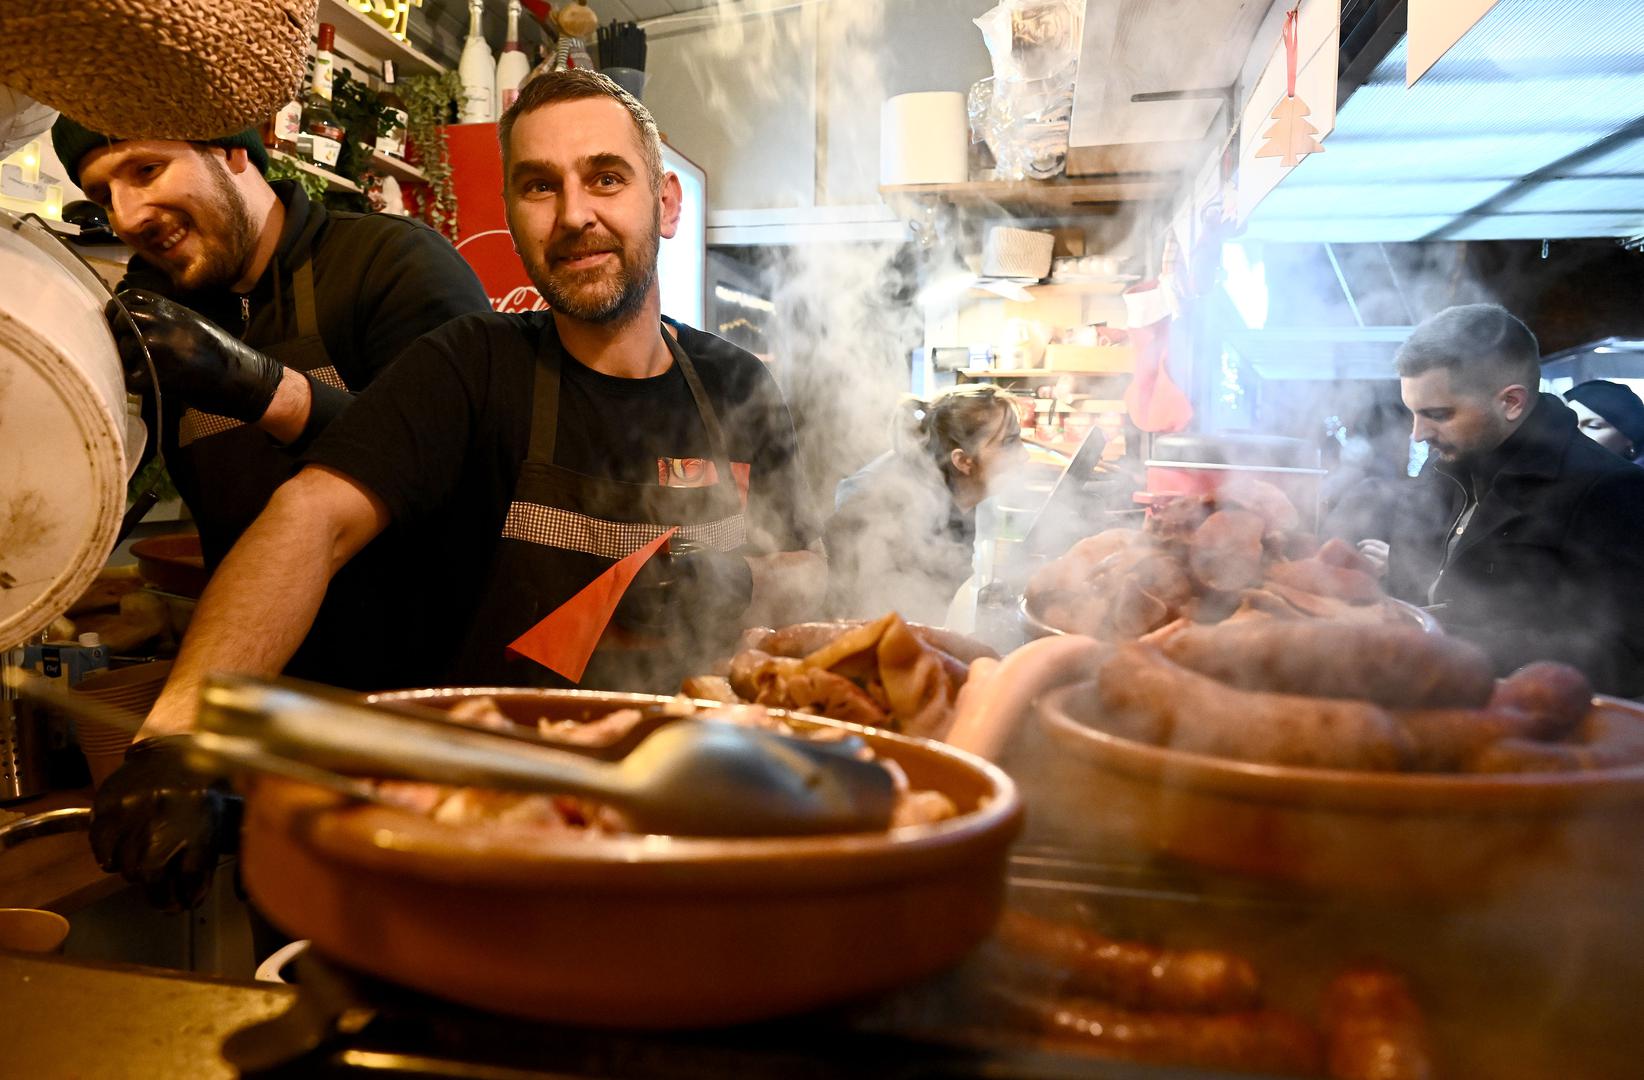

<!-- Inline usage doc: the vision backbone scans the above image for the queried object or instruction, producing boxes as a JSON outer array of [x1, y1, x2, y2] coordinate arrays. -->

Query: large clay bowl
[[240, 689, 1021, 1028], [1033, 678, 1644, 901]]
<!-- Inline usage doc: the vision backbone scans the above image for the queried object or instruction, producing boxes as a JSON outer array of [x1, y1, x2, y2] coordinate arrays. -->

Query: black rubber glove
[[675, 547, 756, 629], [90, 737, 243, 913], [613, 545, 754, 636], [108, 288, 285, 423]]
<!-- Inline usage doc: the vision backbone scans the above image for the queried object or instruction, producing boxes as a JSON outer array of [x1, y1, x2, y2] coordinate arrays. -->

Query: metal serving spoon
[[195, 674, 899, 837]]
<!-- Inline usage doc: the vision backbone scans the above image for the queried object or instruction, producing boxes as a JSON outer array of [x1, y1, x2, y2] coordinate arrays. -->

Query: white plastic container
[[880, 92, 969, 186], [982, 225, 1055, 279], [0, 210, 144, 649]]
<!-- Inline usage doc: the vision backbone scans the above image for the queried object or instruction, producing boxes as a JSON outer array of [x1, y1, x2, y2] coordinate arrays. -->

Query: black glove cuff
[[284, 375, 354, 453]]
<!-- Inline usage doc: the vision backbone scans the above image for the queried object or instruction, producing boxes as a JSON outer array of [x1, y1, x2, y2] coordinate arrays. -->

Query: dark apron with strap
[[453, 323, 747, 691], [172, 259, 348, 565]]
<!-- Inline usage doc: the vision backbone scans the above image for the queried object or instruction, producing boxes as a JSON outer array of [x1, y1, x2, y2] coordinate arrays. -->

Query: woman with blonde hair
[[824, 384, 1027, 623]]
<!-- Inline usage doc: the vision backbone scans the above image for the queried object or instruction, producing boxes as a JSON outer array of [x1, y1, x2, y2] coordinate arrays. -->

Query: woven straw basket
[[0, 0, 318, 139]]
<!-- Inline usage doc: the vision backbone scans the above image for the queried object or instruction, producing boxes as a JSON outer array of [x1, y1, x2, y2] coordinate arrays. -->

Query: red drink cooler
[[443, 122, 546, 313]]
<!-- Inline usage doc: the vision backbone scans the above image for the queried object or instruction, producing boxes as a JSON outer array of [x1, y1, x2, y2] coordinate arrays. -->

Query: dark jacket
[[122, 182, 491, 689], [824, 451, 975, 625], [1387, 394, 1644, 697]]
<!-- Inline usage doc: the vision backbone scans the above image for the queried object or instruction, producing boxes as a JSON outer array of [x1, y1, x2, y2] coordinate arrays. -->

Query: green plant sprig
[[265, 153, 330, 204], [400, 70, 465, 240]]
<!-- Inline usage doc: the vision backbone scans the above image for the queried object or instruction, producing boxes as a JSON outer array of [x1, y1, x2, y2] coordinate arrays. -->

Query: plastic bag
[[972, 0, 1083, 180]]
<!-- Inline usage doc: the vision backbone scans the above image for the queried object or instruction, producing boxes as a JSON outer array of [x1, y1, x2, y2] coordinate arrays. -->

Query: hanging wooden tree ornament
[[1254, 8, 1325, 168]]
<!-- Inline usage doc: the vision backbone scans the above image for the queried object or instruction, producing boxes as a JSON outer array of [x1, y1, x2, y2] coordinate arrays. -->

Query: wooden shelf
[[318, 0, 447, 76], [269, 149, 361, 194], [368, 149, 427, 184], [880, 176, 1178, 213]]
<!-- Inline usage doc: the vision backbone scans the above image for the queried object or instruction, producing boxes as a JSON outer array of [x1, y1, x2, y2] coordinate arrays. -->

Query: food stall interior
[[5, 1, 1644, 1078]]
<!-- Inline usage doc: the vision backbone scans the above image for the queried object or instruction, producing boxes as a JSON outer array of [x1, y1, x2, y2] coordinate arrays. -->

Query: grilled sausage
[[1396, 706, 1538, 771], [1576, 707, 1644, 768], [1098, 644, 1411, 770], [1316, 536, 1380, 577], [1471, 707, 1644, 773], [1264, 557, 1383, 604], [1188, 510, 1267, 592], [1321, 968, 1435, 1080], [1109, 579, 1172, 639], [995, 988, 1323, 1076], [1489, 661, 1592, 740], [1469, 737, 1586, 773], [1158, 621, 1495, 709], [996, 910, 1261, 1013], [945, 635, 1111, 761]]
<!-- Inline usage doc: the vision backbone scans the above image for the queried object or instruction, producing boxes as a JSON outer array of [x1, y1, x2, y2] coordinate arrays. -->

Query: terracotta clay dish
[[1034, 677, 1644, 900], [1020, 593, 1441, 640], [239, 689, 1021, 1028]]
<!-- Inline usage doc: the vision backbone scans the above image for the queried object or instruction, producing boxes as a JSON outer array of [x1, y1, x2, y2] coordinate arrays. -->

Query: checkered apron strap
[[177, 364, 348, 447], [502, 502, 746, 560]]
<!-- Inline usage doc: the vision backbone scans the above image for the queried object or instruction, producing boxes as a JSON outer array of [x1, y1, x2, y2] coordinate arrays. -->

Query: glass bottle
[[262, 95, 302, 156], [458, 0, 496, 123], [495, 0, 531, 114], [375, 60, 409, 158], [298, 23, 346, 170]]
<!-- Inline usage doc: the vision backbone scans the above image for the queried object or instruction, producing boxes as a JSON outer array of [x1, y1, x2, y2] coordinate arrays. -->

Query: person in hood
[[53, 116, 491, 910], [825, 384, 1027, 624], [1564, 379, 1644, 463], [1386, 304, 1644, 697]]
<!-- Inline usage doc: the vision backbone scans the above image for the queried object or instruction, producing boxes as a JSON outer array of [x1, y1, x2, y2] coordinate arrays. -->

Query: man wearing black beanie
[[1565, 379, 1644, 463], [52, 114, 492, 912]]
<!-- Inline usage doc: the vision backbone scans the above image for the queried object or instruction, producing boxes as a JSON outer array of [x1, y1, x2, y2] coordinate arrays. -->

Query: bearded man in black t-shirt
[[99, 70, 827, 913], [140, 68, 825, 738]]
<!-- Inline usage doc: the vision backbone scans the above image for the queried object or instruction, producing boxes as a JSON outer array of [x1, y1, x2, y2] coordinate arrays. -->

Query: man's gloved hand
[[674, 547, 755, 627], [612, 545, 754, 636], [108, 289, 285, 423], [90, 737, 244, 912]]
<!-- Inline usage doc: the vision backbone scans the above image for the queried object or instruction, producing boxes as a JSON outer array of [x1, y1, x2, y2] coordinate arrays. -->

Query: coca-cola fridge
[[444, 122, 706, 327]]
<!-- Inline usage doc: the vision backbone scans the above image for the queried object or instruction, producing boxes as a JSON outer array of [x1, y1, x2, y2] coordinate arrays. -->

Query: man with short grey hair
[[1386, 304, 1644, 696]]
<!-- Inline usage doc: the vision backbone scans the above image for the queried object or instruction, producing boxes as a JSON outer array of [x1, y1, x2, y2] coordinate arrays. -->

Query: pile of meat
[[1096, 618, 1644, 773], [991, 909, 1433, 1079], [1027, 484, 1399, 640], [373, 696, 960, 833], [682, 614, 996, 741]]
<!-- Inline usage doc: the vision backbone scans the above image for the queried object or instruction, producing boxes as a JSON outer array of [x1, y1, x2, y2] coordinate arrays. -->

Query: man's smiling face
[[77, 140, 258, 292], [503, 97, 680, 325]]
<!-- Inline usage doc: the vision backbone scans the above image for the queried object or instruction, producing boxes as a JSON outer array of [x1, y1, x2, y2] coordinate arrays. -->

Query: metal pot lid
[[1148, 432, 1320, 469]]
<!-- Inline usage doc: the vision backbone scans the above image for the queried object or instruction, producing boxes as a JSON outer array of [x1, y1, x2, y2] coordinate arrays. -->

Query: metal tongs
[[192, 675, 898, 837]]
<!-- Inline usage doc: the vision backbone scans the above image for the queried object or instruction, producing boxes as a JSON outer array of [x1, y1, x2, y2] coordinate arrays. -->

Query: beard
[[526, 212, 660, 326], [1432, 418, 1510, 469], [166, 158, 259, 292]]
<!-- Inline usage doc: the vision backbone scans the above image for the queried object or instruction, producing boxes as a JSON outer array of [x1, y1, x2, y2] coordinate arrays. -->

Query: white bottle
[[495, 0, 531, 114], [458, 0, 496, 123]]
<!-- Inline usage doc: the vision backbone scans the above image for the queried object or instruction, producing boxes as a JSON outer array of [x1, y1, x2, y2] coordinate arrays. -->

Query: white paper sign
[[1408, 0, 1501, 87]]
